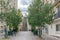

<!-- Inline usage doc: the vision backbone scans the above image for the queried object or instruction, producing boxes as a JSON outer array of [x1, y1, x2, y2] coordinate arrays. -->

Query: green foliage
[[28, 0, 55, 27], [0, 8, 22, 31], [5, 8, 22, 30], [0, 0, 22, 31]]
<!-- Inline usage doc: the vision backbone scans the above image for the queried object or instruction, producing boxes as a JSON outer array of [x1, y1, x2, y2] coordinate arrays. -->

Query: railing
[[54, 13, 60, 19]]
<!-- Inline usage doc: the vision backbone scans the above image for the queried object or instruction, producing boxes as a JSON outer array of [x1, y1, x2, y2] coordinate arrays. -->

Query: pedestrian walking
[[12, 28, 17, 36], [4, 26, 8, 38]]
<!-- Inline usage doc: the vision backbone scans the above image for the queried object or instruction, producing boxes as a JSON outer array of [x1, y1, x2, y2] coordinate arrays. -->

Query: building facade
[[42, 0, 60, 37], [0, 0, 17, 13], [22, 17, 27, 31], [0, 0, 17, 35]]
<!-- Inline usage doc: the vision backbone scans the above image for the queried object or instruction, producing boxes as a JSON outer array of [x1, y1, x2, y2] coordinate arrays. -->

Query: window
[[58, 6, 60, 13], [56, 24, 60, 31], [55, 6, 60, 18], [57, 6, 60, 17]]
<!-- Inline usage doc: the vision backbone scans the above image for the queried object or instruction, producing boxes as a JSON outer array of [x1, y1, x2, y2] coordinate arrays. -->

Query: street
[[0, 31, 60, 40], [0, 0, 60, 40], [10, 31, 60, 40], [11, 31, 41, 40]]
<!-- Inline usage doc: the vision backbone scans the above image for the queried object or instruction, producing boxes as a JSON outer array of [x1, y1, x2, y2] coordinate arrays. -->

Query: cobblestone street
[[11, 31, 41, 40]]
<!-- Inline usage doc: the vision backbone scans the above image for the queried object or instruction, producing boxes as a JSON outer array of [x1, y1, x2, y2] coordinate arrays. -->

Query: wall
[[47, 19, 60, 36], [48, 24, 56, 35]]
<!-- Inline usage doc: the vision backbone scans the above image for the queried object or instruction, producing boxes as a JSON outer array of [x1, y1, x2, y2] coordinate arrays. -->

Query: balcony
[[54, 0, 60, 5], [54, 13, 60, 19], [54, 6, 60, 19]]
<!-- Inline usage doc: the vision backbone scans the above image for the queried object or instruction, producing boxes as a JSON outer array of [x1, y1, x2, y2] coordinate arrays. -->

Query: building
[[0, 0, 18, 25], [0, 0, 17, 35], [0, 0, 17, 13], [42, 0, 60, 37], [43, 0, 54, 4], [22, 17, 27, 31]]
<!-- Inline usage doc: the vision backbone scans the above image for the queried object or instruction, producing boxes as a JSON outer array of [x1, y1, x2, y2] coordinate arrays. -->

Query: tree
[[18, 9, 22, 17], [5, 8, 22, 31], [28, 0, 55, 37], [0, 0, 22, 31], [0, 0, 12, 38]]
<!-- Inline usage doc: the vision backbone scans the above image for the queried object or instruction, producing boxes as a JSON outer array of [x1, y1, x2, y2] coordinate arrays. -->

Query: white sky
[[18, 0, 32, 17]]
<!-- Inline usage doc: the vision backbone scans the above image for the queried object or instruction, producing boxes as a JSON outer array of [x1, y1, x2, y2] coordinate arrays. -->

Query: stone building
[[0, 0, 17, 12], [0, 0, 18, 35], [22, 17, 27, 31], [42, 0, 60, 37]]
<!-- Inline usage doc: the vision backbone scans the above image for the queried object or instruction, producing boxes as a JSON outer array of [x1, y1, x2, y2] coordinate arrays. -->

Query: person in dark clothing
[[12, 28, 17, 36], [4, 26, 8, 38]]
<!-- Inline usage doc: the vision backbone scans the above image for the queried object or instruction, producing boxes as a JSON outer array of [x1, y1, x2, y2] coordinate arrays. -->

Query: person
[[38, 27, 42, 38], [4, 26, 8, 38], [12, 28, 17, 36], [1, 26, 3, 33]]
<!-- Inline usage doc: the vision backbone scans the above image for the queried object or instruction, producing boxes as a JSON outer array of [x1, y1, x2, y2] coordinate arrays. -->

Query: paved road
[[11, 31, 41, 40]]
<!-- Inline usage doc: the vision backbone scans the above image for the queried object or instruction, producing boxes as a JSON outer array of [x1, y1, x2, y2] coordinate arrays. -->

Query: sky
[[18, 0, 32, 17]]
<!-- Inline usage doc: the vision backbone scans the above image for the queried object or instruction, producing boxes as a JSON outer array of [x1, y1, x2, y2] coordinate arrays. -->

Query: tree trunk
[[38, 27, 42, 38]]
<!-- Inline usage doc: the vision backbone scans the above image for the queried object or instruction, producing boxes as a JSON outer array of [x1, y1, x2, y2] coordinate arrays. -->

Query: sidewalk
[[42, 34, 60, 40], [0, 33, 4, 39]]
